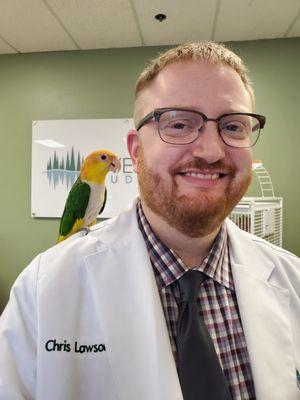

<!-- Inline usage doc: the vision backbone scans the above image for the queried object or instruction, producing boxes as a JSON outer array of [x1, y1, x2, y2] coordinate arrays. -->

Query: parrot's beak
[[109, 156, 121, 173]]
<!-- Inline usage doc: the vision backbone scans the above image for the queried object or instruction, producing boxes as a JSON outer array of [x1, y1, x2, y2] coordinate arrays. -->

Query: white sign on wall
[[31, 119, 138, 219]]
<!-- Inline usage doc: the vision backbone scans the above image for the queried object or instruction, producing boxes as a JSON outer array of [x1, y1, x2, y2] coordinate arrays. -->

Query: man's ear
[[127, 129, 139, 173]]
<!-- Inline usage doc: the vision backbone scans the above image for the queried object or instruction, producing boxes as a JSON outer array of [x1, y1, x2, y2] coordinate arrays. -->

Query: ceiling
[[0, 0, 299, 55]]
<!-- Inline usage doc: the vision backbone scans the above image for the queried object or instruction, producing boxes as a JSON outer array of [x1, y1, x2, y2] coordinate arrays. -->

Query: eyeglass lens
[[158, 110, 261, 147]]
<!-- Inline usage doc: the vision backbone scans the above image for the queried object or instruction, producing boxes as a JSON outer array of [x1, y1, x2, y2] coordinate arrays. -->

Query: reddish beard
[[137, 148, 252, 237]]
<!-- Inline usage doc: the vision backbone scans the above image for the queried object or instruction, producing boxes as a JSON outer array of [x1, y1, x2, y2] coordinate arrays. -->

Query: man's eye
[[225, 123, 240, 131], [166, 120, 194, 130], [223, 122, 244, 132], [170, 122, 187, 129]]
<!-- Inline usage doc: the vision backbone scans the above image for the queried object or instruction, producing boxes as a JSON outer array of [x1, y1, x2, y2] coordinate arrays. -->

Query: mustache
[[171, 159, 236, 175]]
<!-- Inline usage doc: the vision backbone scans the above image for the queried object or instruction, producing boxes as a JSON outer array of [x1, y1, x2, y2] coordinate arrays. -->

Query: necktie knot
[[177, 270, 206, 303]]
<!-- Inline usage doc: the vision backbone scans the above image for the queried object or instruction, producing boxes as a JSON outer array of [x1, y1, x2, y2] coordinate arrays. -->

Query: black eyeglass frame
[[136, 107, 266, 148]]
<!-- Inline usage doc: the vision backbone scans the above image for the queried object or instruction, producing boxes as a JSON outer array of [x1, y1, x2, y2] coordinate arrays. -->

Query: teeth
[[184, 172, 219, 180]]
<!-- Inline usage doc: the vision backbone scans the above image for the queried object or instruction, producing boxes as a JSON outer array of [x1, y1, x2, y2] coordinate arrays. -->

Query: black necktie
[[176, 270, 232, 400]]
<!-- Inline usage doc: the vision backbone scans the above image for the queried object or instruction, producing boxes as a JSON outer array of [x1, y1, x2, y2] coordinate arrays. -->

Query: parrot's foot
[[77, 226, 91, 236]]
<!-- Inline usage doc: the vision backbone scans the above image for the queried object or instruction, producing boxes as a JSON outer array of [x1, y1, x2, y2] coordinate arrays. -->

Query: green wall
[[0, 38, 299, 313]]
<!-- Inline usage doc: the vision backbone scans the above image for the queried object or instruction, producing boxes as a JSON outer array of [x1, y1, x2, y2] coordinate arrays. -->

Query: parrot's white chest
[[83, 181, 106, 225]]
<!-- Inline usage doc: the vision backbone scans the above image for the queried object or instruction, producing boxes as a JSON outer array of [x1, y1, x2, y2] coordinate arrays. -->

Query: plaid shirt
[[137, 201, 256, 400]]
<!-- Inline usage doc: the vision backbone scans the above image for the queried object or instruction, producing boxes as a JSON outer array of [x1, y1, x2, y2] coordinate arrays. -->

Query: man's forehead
[[153, 60, 239, 85], [142, 61, 247, 101], [134, 60, 252, 122]]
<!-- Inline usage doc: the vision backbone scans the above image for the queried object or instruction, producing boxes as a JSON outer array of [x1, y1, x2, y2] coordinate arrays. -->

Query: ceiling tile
[[215, 0, 300, 41], [0, 0, 77, 53], [46, 0, 142, 49], [0, 0, 298, 55], [133, 0, 218, 46]]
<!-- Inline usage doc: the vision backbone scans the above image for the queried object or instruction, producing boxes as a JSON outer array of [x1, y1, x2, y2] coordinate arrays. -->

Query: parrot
[[57, 149, 121, 243]]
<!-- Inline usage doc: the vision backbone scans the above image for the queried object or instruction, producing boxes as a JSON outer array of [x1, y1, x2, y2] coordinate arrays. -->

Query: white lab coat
[[0, 201, 299, 400]]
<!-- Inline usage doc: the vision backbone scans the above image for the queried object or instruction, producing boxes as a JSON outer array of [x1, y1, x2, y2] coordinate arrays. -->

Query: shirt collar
[[136, 199, 233, 291]]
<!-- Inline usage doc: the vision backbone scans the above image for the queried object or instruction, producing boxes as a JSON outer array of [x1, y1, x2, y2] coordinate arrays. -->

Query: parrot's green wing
[[98, 187, 107, 215], [59, 179, 90, 236]]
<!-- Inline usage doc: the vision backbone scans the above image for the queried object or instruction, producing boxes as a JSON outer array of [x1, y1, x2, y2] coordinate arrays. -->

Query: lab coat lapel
[[85, 227, 182, 400], [227, 220, 297, 399]]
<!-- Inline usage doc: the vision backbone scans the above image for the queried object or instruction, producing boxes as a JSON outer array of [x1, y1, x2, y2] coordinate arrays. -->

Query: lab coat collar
[[226, 219, 297, 399]]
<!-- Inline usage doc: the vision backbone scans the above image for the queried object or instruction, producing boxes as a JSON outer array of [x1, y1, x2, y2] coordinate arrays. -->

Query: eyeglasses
[[136, 108, 266, 148]]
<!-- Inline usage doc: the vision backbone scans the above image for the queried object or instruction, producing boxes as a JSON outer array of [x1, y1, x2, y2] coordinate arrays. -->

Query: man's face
[[127, 61, 253, 237]]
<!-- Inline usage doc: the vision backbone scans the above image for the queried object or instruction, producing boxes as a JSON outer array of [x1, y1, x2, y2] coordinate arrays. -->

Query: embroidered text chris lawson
[[45, 339, 106, 354]]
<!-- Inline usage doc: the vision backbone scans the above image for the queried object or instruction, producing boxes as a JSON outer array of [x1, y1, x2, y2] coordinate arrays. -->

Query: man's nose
[[190, 121, 226, 163]]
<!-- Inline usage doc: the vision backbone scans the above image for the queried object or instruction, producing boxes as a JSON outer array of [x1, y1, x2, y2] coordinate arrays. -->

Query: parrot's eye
[[100, 154, 107, 161]]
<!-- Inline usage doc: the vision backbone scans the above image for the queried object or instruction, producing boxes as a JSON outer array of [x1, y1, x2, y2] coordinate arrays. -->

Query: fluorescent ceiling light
[[35, 140, 65, 148]]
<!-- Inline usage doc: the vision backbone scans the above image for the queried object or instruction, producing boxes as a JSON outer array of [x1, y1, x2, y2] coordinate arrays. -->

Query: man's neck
[[140, 200, 221, 268]]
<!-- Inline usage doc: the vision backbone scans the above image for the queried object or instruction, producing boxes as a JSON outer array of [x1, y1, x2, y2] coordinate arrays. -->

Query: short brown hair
[[134, 41, 254, 123]]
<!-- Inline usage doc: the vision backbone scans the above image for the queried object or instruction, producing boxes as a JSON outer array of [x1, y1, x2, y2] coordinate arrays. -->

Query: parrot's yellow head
[[80, 149, 121, 184]]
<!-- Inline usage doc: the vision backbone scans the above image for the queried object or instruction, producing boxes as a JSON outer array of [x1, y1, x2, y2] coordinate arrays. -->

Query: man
[[0, 42, 299, 400]]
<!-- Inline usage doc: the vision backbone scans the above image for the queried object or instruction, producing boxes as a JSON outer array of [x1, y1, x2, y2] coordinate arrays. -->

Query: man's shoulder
[[2, 203, 143, 320], [33, 203, 140, 279], [226, 219, 300, 297], [225, 218, 300, 271]]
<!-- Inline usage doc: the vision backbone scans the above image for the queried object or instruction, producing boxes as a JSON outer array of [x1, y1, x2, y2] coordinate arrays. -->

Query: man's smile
[[176, 170, 229, 189], [178, 171, 227, 180]]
